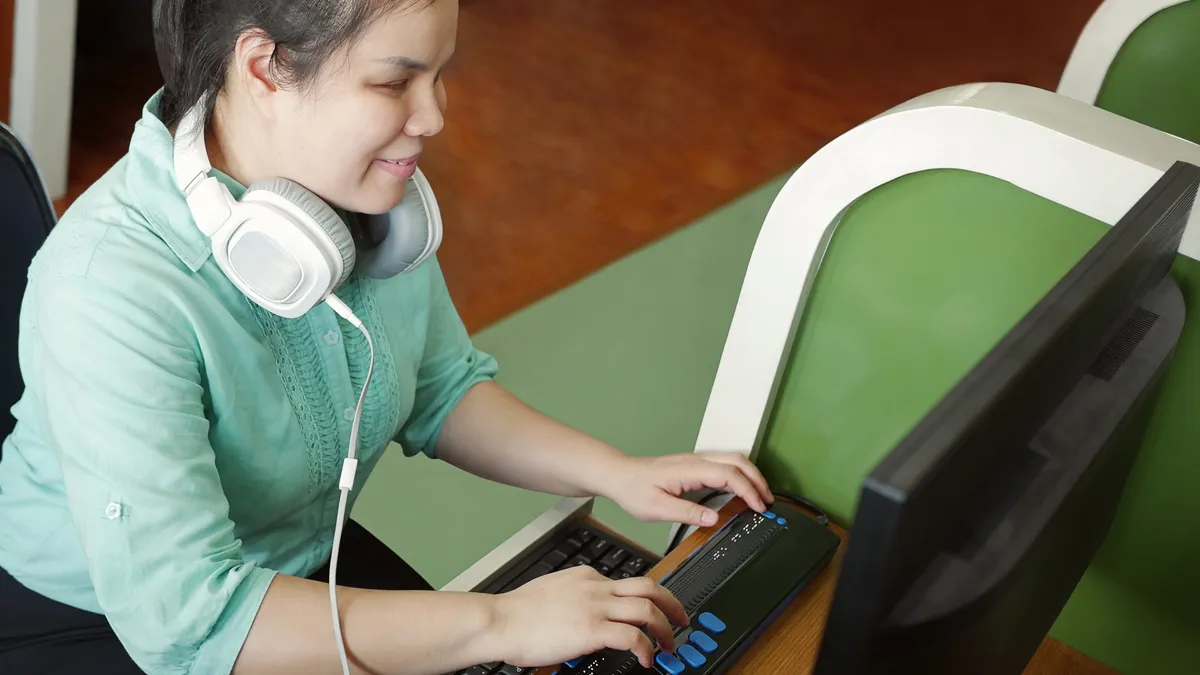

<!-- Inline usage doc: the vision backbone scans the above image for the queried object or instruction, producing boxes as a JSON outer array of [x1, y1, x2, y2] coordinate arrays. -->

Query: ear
[[230, 29, 279, 101]]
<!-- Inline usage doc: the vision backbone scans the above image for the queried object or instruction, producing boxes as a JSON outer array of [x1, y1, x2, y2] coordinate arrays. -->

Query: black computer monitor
[[812, 161, 1200, 675]]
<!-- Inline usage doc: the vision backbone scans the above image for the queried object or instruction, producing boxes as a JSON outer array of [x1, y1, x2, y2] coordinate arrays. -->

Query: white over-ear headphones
[[172, 102, 442, 674], [172, 103, 443, 318]]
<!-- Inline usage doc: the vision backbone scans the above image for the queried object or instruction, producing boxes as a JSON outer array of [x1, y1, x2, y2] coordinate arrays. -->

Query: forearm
[[234, 574, 501, 675], [433, 381, 627, 498]]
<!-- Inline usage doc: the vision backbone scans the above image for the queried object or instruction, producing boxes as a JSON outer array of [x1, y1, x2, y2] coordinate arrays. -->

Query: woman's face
[[252, 0, 457, 215]]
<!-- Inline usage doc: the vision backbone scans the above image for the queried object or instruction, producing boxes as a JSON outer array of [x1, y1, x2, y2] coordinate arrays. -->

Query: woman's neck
[[206, 97, 269, 188]]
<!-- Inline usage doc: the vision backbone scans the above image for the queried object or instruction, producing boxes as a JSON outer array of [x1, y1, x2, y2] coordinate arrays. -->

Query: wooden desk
[[632, 497, 1119, 675]]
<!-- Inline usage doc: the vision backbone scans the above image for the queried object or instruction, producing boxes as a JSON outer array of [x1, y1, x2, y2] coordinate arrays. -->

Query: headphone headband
[[173, 105, 211, 192], [173, 105, 237, 237]]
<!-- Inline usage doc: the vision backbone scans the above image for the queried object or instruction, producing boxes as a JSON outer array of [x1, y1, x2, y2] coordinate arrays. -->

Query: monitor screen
[[812, 161, 1200, 675]]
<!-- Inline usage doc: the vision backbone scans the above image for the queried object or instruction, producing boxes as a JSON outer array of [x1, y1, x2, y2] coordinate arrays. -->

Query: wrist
[[460, 591, 509, 665], [582, 450, 639, 501], [478, 590, 516, 663]]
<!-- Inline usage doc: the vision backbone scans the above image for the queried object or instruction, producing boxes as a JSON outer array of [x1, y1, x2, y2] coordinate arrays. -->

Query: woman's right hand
[[488, 565, 689, 669]]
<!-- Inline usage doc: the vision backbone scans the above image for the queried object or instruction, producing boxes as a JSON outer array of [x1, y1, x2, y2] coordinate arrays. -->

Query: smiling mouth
[[380, 155, 419, 166]]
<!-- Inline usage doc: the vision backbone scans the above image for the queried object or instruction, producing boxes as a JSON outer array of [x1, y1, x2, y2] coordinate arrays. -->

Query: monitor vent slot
[[1148, 187, 1193, 259], [1087, 307, 1160, 381]]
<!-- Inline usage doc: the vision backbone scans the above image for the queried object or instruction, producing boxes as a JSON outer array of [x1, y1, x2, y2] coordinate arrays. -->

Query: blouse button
[[343, 407, 355, 422], [324, 330, 340, 345], [105, 502, 122, 520]]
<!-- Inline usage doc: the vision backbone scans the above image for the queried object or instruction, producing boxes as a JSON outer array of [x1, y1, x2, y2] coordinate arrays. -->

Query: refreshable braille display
[[554, 501, 839, 675]]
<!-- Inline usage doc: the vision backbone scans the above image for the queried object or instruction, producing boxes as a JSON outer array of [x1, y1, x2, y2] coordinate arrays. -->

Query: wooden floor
[[59, 0, 1103, 331]]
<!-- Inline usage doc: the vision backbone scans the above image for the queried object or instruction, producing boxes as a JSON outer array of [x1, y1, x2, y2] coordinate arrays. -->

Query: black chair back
[[0, 124, 56, 447]]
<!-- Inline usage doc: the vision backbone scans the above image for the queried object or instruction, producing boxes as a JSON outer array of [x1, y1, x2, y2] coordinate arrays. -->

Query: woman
[[0, 0, 774, 673]]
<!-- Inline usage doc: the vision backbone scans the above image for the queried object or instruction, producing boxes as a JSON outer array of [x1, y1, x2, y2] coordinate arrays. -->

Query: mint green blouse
[[0, 90, 498, 673]]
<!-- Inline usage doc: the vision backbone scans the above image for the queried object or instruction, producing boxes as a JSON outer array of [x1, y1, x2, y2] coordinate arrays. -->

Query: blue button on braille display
[[763, 511, 776, 519], [697, 612, 726, 634], [689, 630, 718, 654], [678, 645, 706, 668], [655, 652, 686, 675], [777, 517, 787, 525], [564, 658, 581, 668]]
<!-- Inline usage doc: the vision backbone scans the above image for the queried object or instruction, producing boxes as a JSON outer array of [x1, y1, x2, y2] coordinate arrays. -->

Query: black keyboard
[[480, 522, 662, 594], [453, 523, 664, 675], [552, 501, 840, 675]]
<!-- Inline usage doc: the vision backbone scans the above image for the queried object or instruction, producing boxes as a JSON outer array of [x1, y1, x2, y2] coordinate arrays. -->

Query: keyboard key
[[654, 652, 686, 675], [620, 557, 648, 575], [500, 562, 555, 592], [678, 645, 706, 668], [573, 527, 596, 543], [540, 549, 569, 568], [698, 612, 726, 634], [498, 664, 532, 674], [461, 667, 492, 675], [610, 569, 633, 580], [594, 563, 613, 576], [688, 631, 718, 654], [599, 548, 629, 568], [585, 538, 611, 559], [565, 554, 592, 568], [556, 538, 584, 557]]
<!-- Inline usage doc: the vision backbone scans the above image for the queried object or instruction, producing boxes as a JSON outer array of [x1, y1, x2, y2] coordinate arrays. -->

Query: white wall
[[10, 0, 78, 200]]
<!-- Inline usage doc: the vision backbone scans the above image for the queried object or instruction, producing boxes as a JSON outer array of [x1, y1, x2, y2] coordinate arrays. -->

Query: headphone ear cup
[[245, 177, 357, 288], [355, 168, 442, 278]]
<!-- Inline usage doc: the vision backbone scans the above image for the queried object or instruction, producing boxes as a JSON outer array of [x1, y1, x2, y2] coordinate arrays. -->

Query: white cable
[[324, 294, 375, 675], [329, 485, 354, 675]]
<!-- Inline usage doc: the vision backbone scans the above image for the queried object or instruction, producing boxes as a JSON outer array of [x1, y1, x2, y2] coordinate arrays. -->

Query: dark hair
[[152, 0, 429, 128]]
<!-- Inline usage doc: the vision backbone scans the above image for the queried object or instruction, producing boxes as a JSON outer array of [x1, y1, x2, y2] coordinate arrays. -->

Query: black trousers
[[0, 519, 431, 674]]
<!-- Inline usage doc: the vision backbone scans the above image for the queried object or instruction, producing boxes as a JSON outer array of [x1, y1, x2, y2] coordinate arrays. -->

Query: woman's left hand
[[599, 452, 774, 528]]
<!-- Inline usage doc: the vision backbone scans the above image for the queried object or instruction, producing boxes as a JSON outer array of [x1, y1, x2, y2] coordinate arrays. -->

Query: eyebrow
[[376, 52, 454, 72], [377, 56, 430, 71]]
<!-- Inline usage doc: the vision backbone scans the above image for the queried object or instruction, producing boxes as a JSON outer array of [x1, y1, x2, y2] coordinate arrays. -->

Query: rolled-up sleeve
[[396, 259, 498, 458], [32, 272, 276, 674]]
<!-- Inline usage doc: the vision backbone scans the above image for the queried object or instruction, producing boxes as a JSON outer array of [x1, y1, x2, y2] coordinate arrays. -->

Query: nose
[[404, 85, 445, 138]]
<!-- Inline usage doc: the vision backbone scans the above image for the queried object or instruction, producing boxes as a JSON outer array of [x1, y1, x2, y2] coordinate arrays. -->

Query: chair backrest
[[1058, 0, 1200, 144], [0, 124, 56, 445]]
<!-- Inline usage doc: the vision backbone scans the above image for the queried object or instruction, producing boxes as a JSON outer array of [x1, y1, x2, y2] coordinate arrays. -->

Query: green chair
[[1058, 0, 1200, 145], [691, 83, 1200, 674]]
